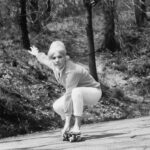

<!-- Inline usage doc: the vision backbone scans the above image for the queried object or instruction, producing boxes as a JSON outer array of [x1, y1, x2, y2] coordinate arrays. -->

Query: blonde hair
[[48, 41, 66, 58]]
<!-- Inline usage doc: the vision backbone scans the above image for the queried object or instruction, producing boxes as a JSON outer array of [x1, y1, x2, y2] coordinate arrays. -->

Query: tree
[[0, 11, 3, 27], [29, 0, 41, 32], [19, 0, 30, 49], [43, 0, 52, 24], [134, 0, 147, 27], [83, 0, 98, 81], [46, 0, 51, 14], [101, 0, 120, 52]]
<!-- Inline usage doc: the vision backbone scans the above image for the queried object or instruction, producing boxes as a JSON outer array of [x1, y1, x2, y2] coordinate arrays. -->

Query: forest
[[0, 0, 150, 138]]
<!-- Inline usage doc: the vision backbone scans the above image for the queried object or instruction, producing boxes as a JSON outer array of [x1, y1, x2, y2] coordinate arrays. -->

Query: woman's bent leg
[[53, 95, 65, 120], [53, 96, 71, 135], [71, 87, 102, 117], [71, 87, 102, 133]]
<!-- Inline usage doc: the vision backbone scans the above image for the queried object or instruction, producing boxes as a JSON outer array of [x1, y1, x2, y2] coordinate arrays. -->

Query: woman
[[28, 40, 102, 136]]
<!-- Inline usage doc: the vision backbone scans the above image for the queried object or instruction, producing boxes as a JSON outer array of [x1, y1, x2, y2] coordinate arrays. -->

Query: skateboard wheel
[[63, 133, 69, 141]]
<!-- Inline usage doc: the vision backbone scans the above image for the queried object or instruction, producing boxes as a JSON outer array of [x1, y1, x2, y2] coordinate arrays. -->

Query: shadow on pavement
[[84, 133, 125, 141]]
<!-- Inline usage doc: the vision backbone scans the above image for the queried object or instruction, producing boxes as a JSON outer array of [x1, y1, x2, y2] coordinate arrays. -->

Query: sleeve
[[64, 71, 81, 116], [36, 52, 53, 70]]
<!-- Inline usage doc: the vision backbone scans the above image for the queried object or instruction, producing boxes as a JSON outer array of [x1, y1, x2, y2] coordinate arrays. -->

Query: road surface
[[0, 116, 150, 150]]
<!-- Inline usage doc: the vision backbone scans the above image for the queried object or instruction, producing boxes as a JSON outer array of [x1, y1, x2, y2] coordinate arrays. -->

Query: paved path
[[0, 116, 150, 150]]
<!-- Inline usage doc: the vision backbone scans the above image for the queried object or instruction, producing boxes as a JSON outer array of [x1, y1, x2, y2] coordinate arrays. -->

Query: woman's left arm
[[28, 46, 53, 69], [36, 52, 53, 69]]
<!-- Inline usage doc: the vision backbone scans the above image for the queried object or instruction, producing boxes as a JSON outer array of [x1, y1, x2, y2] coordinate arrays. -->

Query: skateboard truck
[[63, 132, 82, 142]]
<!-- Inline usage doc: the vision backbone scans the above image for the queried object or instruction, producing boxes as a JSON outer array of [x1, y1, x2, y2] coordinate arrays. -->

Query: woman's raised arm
[[28, 46, 53, 69]]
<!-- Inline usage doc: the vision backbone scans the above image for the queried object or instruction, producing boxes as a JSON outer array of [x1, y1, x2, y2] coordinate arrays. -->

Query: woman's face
[[50, 52, 66, 70]]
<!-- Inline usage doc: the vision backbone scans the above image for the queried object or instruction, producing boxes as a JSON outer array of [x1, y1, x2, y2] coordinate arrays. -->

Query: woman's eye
[[51, 55, 63, 60]]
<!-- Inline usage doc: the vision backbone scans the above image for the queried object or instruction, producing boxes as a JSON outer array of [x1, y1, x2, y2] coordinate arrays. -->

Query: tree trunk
[[84, 0, 98, 81], [29, 0, 41, 32], [20, 0, 30, 49], [46, 0, 51, 13], [134, 0, 147, 27], [43, 0, 51, 24], [0, 11, 3, 27], [102, 0, 120, 52]]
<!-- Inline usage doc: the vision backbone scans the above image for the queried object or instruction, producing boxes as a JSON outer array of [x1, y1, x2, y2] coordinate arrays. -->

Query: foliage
[[0, 47, 64, 138]]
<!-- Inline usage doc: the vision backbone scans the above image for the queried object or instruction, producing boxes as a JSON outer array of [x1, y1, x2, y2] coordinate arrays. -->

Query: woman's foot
[[61, 125, 70, 136], [61, 115, 71, 136], [70, 126, 81, 134], [70, 116, 81, 133]]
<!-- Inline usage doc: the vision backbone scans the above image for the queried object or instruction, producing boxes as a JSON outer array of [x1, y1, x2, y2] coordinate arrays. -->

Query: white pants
[[53, 87, 102, 120]]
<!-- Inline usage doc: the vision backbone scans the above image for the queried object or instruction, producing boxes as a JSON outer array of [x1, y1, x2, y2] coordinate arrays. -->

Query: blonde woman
[[28, 41, 102, 136]]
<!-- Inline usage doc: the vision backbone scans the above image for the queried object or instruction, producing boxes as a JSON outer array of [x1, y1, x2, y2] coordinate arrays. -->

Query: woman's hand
[[28, 46, 39, 56]]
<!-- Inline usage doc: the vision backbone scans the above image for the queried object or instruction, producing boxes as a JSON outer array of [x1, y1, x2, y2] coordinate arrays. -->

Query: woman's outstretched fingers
[[28, 46, 39, 56]]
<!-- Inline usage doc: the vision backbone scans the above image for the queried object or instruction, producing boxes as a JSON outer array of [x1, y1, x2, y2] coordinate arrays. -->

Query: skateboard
[[63, 132, 82, 142]]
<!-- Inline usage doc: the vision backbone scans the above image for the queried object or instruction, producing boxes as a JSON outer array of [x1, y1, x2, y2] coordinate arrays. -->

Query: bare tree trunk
[[134, 0, 147, 27], [44, 0, 51, 23], [29, 0, 41, 32], [46, 0, 51, 13], [101, 0, 120, 52], [84, 0, 98, 81], [19, 0, 30, 49], [0, 11, 3, 27]]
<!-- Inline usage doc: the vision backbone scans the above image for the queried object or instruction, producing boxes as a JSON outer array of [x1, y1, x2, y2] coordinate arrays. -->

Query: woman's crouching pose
[[28, 41, 102, 136]]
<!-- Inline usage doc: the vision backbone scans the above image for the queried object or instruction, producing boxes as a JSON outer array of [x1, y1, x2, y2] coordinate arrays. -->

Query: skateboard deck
[[63, 132, 82, 142]]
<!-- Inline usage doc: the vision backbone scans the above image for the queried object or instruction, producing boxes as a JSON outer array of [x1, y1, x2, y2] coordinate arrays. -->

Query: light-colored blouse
[[36, 53, 100, 115]]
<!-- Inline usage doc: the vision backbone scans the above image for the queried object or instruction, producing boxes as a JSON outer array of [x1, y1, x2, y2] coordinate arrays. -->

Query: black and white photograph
[[0, 0, 150, 149]]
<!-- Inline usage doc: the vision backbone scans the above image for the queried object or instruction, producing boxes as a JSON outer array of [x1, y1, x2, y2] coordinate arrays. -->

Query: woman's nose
[[55, 58, 59, 62]]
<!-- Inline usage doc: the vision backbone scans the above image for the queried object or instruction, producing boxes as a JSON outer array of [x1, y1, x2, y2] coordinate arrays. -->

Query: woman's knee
[[53, 101, 60, 112], [53, 101, 65, 120], [53, 96, 64, 112], [71, 88, 82, 101]]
